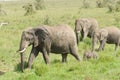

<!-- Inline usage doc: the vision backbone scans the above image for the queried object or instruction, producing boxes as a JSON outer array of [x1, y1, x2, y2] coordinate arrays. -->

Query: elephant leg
[[76, 32, 80, 44], [115, 43, 119, 51], [28, 47, 39, 68], [70, 46, 80, 61], [98, 40, 105, 51], [61, 54, 68, 63], [80, 30, 84, 41], [42, 48, 50, 64], [102, 39, 106, 50]]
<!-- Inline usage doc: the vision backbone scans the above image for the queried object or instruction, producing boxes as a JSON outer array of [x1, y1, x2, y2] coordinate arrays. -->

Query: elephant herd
[[17, 18, 120, 72], [75, 18, 120, 51]]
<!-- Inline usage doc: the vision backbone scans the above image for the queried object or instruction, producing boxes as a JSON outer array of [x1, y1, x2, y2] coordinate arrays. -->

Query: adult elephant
[[92, 26, 120, 51], [17, 24, 80, 72], [74, 18, 98, 44]]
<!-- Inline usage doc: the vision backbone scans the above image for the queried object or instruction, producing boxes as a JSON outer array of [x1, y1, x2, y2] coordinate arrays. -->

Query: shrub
[[43, 15, 51, 25], [96, 0, 104, 8], [82, 0, 90, 8], [105, 0, 120, 13], [0, 4, 7, 16], [96, 0, 110, 8], [23, 3, 35, 16], [115, 0, 120, 12], [35, 0, 45, 10], [107, 3, 116, 12]]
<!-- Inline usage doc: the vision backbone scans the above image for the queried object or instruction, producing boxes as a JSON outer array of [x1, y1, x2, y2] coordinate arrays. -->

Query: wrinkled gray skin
[[92, 28, 108, 51], [83, 51, 98, 60], [74, 18, 98, 44], [18, 24, 80, 72], [92, 26, 120, 51]]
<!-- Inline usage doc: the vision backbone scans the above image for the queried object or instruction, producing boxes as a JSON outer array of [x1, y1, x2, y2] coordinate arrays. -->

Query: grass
[[0, 0, 120, 80]]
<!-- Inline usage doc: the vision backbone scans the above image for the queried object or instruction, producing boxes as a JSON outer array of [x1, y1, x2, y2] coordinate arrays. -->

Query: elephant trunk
[[18, 39, 27, 72], [20, 53, 24, 72], [92, 35, 97, 51], [76, 32, 80, 44], [18, 39, 28, 53]]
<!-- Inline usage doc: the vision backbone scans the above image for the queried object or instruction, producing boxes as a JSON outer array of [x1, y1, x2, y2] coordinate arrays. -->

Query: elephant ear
[[34, 27, 49, 47], [99, 29, 108, 41], [75, 19, 82, 31]]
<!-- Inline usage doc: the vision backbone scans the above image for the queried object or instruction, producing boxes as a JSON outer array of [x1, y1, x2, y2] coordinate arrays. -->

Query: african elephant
[[74, 18, 98, 44], [92, 28, 108, 51], [83, 50, 98, 60], [17, 24, 80, 72], [92, 26, 120, 51]]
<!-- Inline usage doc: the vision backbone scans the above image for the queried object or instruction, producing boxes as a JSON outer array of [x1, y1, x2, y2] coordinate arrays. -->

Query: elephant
[[83, 50, 98, 60], [74, 18, 98, 44], [17, 24, 80, 72], [92, 28, 108, 51], [92, 26, 120, 51]]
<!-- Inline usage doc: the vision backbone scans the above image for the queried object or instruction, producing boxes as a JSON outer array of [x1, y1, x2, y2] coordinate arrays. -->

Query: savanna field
[[0, 0, 120, 80]]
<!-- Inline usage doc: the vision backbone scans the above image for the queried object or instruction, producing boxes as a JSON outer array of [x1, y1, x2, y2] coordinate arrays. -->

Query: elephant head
[[75, 18, 91, 44], [92, 29, 108, 51], [18, 27, 49, 71]]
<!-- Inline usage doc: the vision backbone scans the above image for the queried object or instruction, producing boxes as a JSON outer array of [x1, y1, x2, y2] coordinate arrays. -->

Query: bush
[[96, 0, 104, 8], [23, 3, 35, 16], [82, 0, 90, 8], [107, 3, 116, 12], [35, 0, 45, 10], [43, 15, 51, 25], [96, 0, 109, 8], [105, 0, 120, 13], [0, 4, 7, 16], [115, 0, 120, 12]]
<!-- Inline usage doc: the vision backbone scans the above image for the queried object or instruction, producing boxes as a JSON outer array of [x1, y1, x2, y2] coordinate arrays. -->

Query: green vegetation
[[0, 0, 120, 80]]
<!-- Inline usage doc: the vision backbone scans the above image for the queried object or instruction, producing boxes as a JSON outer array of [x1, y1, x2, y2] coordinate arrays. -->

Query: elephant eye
[[26, 38, 30, 41]]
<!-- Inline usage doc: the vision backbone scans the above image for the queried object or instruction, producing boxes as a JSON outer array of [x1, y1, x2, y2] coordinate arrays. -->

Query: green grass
[[0, 0, 120, 80]]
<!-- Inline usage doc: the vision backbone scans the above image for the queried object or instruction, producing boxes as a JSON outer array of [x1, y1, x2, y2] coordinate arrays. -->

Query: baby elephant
[[83, 51, 98, 60]]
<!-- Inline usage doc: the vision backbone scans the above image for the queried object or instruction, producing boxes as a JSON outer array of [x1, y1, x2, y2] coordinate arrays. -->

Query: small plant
[[0, 4, 7, 16], [43, 15, 51, 25], [107, 3, 116, 12], [115, 0, 120, 12], [23, 3, 35, 16], [82, 0, 90, 8], [35, 0, 45, 10], [96, 0, 104, 8]]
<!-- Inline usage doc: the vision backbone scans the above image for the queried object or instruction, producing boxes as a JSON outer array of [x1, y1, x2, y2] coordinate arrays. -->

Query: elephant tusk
[[19, 48, 26, 53]]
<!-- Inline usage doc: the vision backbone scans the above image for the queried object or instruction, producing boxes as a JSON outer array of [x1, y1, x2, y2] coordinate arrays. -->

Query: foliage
[[43, 15, 51, 25], [34, 0, 45, 10], [106, 0, 120, 12], [23, 3, 35, 16], [0, 4, 7, 16], [82, 0, 90, 8]]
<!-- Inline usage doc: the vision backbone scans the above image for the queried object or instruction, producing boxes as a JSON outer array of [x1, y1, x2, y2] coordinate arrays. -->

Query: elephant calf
[[74, 18, 98, 44], [83, 51, 98, 60], [18, 24, 80, 71], [92, 26, 120, 51]]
